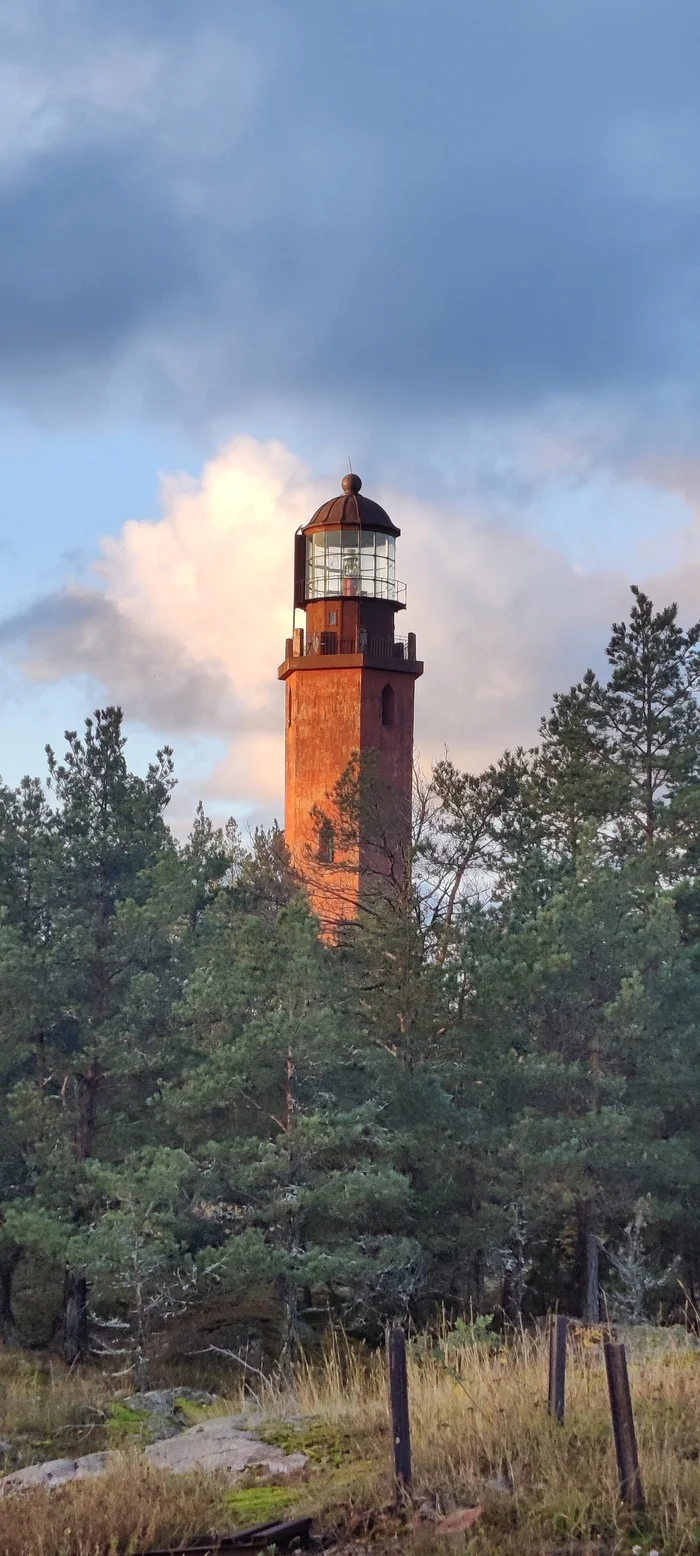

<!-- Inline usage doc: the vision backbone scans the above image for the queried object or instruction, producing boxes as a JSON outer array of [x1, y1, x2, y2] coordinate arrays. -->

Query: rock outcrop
[[0, 1418, 307, 1497]]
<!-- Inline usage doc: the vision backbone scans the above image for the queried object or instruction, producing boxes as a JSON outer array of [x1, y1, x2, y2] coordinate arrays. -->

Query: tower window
[[318, 819, 335, 863], [287, 687, 292, 726], [381, 683, 395, 728]]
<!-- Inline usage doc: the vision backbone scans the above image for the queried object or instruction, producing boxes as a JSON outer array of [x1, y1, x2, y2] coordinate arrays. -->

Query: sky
[[2, 0, 700, 832]]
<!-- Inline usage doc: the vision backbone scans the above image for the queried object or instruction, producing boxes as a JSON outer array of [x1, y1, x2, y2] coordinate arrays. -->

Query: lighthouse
[[278, 473, 423, 927]]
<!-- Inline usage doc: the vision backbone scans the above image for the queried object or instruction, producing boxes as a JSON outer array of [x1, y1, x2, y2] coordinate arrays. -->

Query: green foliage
[[442, 1314, 500, 1352], [3, 586, 700, 1364], [222, 1485, 300, 1527], [105, 1402, 154, 1447], [257, 1417, 352, 1467]]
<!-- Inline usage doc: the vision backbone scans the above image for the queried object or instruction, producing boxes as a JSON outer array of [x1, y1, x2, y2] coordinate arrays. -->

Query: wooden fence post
[[603, 1340, 644, 1511], [548, 1313, 568, 1423], [386, 1324, 412, 1493]]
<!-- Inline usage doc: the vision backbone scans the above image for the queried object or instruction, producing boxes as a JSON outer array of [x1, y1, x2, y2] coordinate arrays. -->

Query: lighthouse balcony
[[283, 630, 418, 663]]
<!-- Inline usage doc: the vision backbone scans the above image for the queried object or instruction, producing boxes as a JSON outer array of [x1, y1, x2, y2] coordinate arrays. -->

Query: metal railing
[[305, 577, 407, 607], [285, 631, 418, 661]]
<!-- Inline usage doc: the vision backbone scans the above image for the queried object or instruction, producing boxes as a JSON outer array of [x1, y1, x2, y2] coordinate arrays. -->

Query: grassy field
[[1, 1325, 699, 1554]]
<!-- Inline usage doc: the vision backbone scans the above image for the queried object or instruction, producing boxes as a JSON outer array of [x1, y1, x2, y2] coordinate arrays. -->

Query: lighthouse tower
[[278, 473, 423, 926]]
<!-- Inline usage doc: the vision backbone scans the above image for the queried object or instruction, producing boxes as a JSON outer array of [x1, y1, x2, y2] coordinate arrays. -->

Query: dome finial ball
[[342, 472, 362, 494]]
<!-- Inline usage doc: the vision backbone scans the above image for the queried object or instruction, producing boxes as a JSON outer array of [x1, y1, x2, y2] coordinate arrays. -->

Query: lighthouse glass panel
[[306, 530, 397, 600]]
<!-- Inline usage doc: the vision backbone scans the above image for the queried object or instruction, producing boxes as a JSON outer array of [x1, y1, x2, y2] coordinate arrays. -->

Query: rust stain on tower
[[278, 473, 423, 929]]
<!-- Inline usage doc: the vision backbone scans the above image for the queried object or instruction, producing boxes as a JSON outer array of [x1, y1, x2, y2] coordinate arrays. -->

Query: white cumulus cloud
[[5, 433, 700, 823]]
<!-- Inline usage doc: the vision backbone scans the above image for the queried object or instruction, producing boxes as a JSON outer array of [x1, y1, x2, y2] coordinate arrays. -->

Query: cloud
[[1, 438, 324, 807], [399, 500, 623, 769], [0, 145, 198, 382], [6, 5, 700, 820], [0, 6, 166, 179], [2, 0, 700, 436], [0, 588, 244, 736], [8, 434, 700, 817]]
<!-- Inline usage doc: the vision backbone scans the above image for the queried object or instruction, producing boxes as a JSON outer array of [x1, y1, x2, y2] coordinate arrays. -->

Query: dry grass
[[2, 1327, 700, 1553], [0, 1353, 124, 1467], [0, 1459, 240, 1556], [257, 1325, 700, 1553]]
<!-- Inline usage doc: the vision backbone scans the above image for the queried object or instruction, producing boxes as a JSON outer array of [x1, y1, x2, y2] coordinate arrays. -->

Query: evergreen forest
[[2, 584, 700, 1381]]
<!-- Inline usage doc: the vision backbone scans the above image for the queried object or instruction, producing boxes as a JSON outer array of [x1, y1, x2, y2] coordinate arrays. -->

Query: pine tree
[[476, 854, 685, 1318], [533, 677, 628, 870], [598, 587, 700, 855], [167, 888, 424, 1353]]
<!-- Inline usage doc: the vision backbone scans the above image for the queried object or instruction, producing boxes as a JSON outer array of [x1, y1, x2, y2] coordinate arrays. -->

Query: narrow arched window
[[318, 819, 335, 863], [287, 687, 293, 726], [381, 683, 395, 728]]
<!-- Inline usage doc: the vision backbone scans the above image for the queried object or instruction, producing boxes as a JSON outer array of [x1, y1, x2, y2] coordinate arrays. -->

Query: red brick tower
[[278, 473, 423, 926]]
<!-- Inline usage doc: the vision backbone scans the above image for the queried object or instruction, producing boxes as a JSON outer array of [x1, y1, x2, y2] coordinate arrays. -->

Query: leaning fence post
[[603, 1339, 644, 1511], [548, 1313, 568, 1423], [386, 1323, 412, 1493]]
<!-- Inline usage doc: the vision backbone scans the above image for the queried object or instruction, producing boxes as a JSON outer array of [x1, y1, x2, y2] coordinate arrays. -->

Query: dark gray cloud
[[0, 144, 198, 376], [2, 0, 700, 429]]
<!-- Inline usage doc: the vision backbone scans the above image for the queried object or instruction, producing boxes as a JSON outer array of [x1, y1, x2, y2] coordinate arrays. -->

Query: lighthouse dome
[[303, 473, 400, 537]]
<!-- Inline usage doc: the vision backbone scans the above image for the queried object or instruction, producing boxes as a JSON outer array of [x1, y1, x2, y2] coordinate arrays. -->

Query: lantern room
[[305, 526, 406, 604], [293, 473, 406, 658]]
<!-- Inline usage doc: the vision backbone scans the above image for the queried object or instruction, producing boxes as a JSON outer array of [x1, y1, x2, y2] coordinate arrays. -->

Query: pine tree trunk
[[500, 1267, 520, 1328], [578, 1201, 600, 1323], [133, 1291, 151, 1391], [63, 1271, 88, 1365], [472, 1249, 485, 1312], [278, 1043, 300, 1374], [0, 1252, 21, 1347], [76, 1060, 101, 1160], [500, 1253, 526, 1328], [279, 1278, 299, 1374], [61, 1062, 101, 1365], [685, 1270, 700, 1332], [134, 1344, 150, 1392]]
